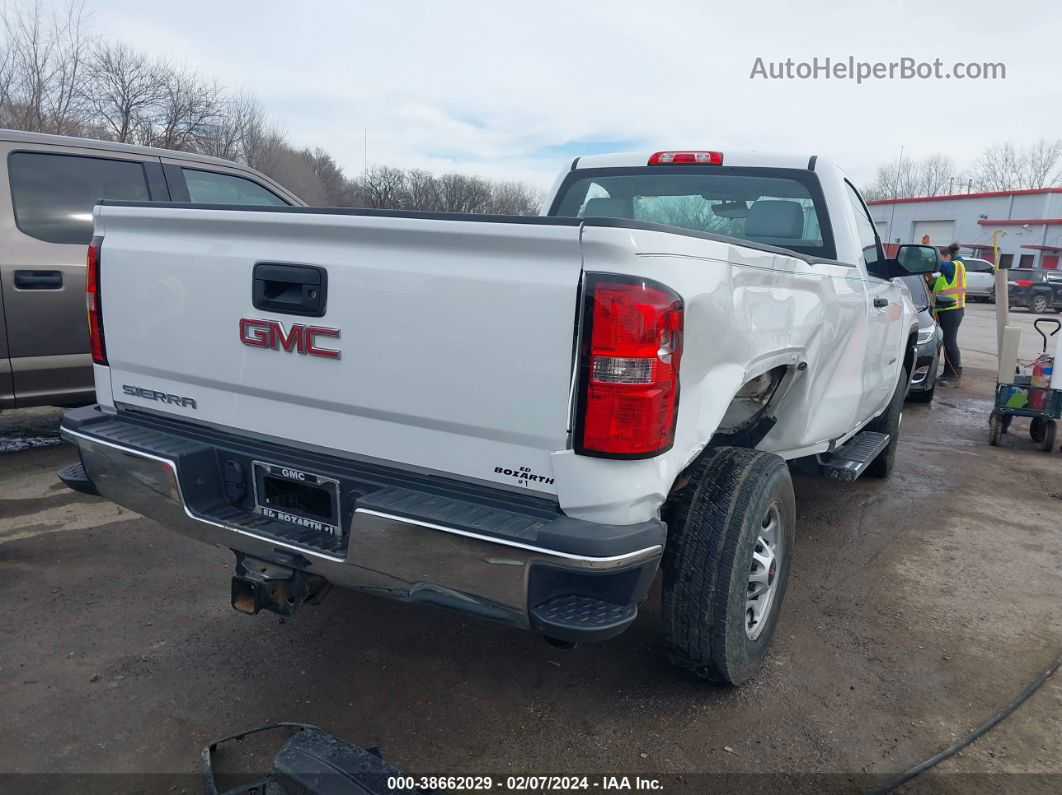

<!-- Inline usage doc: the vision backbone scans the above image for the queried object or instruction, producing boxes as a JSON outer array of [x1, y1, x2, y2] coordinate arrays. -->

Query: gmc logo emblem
[[239, 318, 341, 359]]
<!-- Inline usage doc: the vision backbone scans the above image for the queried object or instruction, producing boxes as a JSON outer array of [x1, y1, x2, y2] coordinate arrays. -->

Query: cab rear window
[[549, 166, 835, 259]]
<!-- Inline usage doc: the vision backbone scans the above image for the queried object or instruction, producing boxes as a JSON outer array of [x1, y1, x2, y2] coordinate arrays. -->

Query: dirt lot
[[1, 304, 1060, 793]]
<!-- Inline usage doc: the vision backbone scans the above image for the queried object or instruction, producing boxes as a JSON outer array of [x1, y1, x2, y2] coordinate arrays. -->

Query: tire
[[1031, 294, 1049, 314], [1031, 417, 1046, 443], [989, 412, 1003, 446], [865, 367, 907, 478], [662, 447, 795, 685], [987, 289, 995, 304], [1042, 420, 1057, 452]]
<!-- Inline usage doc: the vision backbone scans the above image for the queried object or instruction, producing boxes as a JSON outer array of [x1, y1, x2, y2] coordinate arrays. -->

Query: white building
[[867, 188, 1062, 269]]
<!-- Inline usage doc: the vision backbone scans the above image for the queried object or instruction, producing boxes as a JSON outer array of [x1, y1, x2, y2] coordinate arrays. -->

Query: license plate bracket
[[252, 461, 341, 537]]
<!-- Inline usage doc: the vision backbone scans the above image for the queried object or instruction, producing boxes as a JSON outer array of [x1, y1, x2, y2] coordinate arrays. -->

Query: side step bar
[[819, 431, 890, 482]]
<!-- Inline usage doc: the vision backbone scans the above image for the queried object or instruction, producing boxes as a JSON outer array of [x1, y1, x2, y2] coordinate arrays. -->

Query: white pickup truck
[[59, 149, 935, 684]]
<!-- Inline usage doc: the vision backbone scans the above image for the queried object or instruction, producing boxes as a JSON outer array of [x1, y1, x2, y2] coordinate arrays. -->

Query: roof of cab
[[571, 150, 825, 172]]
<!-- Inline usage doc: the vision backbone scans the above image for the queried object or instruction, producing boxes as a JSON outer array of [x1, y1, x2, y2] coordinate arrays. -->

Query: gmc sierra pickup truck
[[59, 150, 936, 684]]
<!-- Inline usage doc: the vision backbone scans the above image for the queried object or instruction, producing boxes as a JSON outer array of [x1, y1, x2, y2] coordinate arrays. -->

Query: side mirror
[[895, 244, 940, 275]]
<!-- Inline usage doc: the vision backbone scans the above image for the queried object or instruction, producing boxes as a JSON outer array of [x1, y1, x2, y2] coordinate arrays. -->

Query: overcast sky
[[91, 0, 1060, 188]]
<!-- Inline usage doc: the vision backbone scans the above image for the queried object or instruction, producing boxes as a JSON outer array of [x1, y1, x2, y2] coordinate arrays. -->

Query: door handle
[[14, 270, 63, 289], [873, 298, 889, 308], [252, 263, 327, 317]]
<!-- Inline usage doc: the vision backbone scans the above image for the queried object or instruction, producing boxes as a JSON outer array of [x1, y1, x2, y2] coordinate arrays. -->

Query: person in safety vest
[[931, 243, 967, 386]]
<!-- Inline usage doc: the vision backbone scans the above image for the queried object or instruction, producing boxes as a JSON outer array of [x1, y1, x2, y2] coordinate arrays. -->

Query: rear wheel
[[989, 412, 1003, 446], [866, 367, 907, 478], [662, 447, 795, 685], [1031, 294, 1049, 314], [1042, 420, 1057, 452], [1031, 417, 1046, 443]]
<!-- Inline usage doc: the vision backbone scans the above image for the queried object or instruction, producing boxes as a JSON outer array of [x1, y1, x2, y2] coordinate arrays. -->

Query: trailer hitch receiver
[[231, 552, 331, 617]]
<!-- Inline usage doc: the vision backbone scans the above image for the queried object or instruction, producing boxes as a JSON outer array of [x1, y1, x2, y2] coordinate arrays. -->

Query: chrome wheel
[[745, 502, 784, 640]]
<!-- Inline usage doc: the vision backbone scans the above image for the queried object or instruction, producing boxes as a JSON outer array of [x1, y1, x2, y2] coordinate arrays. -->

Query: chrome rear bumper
[[61, 409, 663, 639]]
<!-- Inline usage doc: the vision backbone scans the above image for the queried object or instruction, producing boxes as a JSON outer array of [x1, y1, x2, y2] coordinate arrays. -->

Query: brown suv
[[0, 129, 302, 409]]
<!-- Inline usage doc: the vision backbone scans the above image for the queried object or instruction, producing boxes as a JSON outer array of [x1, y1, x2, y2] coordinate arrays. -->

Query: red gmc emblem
[[239, 318, 341, 359]]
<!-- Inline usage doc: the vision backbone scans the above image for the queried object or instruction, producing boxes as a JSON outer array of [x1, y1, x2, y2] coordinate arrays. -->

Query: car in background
[[961, 257, 996, 302], [1003, 268, 1062, 314], [897, 274, 943, 402], [0, 129, 302, 410]]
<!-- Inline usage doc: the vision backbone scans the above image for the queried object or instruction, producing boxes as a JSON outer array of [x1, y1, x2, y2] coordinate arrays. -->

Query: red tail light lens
[[576, 275, 683, 458], [648, 151, 723, 165], [86, 235, 107, 365], [1013, 280, 1033, 287]]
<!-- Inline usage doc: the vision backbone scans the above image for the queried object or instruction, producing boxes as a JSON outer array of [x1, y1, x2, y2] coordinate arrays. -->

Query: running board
[[819, 431, 890, 481]]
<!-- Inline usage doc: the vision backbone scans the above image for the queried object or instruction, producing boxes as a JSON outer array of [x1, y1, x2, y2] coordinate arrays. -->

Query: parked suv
[[0, 130, 301, 409], [1004, 268, 1062, 314]]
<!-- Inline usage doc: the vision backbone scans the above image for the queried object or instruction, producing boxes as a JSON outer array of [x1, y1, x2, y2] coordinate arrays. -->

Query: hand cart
[[989, 318, 1061, 451]]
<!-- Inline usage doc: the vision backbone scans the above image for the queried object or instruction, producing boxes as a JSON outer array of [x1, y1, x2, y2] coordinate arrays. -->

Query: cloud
[[91, 0, 1062, 188]]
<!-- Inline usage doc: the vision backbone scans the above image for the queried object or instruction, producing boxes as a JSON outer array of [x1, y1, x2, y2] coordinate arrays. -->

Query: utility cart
[[989, 318, 1061, 451]]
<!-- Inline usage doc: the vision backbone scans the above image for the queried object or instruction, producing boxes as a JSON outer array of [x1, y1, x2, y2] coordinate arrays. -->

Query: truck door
[[862, 275, 900, 411], [845, 182, 902, 419], [0, 143, 167, 407]]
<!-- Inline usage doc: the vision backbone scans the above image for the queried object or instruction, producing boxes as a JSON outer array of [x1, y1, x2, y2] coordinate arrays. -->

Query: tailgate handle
[[14, 270, 63, 289], [252, 263, 327, 317]]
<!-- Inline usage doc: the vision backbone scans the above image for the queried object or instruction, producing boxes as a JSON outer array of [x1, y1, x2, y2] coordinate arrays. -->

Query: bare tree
[[241, 130, 329, 204], [969, 139, 1062, 191], [1020, 139, 1062, 189], [435, 172, 492, 213], [0, 0, 92, 134], [357, 165, 407, 208], [201, 90, 262, 161], [402, 168, 441, 211], [143, 66, 221, 151], [864, 153, 959, 199], [973, 142, 1023, 192], [303, 147, 354, 205], [488, 180, 543, 215], [83, 42, 162, 142]]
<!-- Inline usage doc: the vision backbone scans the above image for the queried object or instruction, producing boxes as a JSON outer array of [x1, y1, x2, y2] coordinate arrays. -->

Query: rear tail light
[[86, 235, 107, 365], [1011, 280, 1033, 287], [648, 151, 723, 165], [576, 275, 683, 458]]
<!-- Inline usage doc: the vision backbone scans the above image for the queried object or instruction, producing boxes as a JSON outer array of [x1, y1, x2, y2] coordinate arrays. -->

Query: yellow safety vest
[[932, 260, 966, 312]]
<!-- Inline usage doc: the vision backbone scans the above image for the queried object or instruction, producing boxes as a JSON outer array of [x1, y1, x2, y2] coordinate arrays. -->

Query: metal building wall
[[868, 192, 1060, 266]]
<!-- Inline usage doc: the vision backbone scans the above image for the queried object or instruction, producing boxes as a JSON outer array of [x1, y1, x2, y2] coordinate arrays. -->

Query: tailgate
[[94, 205, 584, 494]]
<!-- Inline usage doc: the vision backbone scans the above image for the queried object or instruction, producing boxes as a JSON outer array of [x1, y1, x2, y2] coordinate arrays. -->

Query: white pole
[[993, 230, 1008, 354]]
